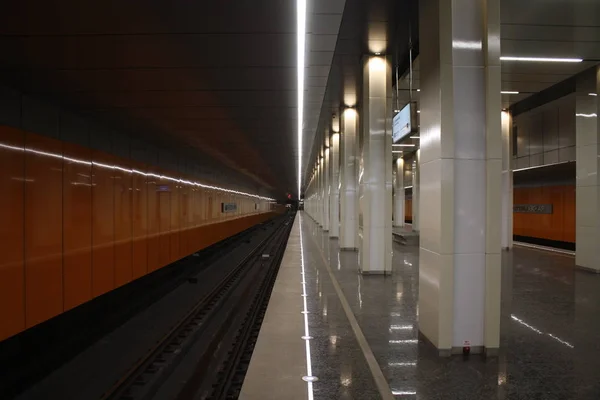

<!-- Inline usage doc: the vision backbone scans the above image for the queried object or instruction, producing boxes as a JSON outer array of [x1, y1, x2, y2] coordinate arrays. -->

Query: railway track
[[101, 213, 294, 400]]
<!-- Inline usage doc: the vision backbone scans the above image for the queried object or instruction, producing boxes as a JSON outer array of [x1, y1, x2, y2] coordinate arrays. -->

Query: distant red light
[[287, 193, 292, 199]]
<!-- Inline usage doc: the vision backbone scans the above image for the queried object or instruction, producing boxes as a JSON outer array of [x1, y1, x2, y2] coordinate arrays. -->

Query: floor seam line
[[303, 215, 394, 400]]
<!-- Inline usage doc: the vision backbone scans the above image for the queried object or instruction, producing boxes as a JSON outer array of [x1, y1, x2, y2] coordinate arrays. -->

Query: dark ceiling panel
[[0, 0, 303, 195]]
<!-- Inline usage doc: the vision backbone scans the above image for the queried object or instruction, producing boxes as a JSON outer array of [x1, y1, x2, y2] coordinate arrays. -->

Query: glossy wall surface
[[0, 125, 276, 341], [405, 198, 412, 223], [513, 185, 575, 243]]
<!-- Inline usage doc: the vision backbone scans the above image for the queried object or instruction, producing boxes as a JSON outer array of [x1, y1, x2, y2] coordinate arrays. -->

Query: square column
[[317, 156, 323, 226], [412, 150, 420, 231], [323, 147, 330, 231], [340, 108, 359, 250], [575, 66, 600, 272], [358, 55, 393, 274], [394, 158, 405, 227], [418, 0, 502, 354], [501, 110, 513, 249], [330, 133, 341, 237]]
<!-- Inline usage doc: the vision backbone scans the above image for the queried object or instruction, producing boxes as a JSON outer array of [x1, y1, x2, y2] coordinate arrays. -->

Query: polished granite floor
[[298, 213, 600, 400]]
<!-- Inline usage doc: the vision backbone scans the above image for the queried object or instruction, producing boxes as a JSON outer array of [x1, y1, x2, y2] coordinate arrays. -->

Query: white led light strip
[[500, 56, 582, 63], [0, 142, 274, 201], [297, 0, 306, 198]]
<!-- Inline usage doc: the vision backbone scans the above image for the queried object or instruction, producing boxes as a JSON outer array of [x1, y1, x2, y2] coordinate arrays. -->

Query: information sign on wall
[[513, 204, 553, 214], [221, 203, 237, 213]]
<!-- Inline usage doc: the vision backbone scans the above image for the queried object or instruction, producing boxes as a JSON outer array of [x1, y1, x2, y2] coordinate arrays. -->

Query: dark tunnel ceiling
[[0, 0, 298, 196]]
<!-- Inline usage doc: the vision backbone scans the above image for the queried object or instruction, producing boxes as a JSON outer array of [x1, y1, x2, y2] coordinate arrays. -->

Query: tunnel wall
[[0, 126, 277, 342], [513, 185, 575, 248]]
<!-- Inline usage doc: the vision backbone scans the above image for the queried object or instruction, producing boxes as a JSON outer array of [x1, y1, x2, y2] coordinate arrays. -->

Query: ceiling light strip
[[500, 56, 582, 63], [297, 0, 306, 198]]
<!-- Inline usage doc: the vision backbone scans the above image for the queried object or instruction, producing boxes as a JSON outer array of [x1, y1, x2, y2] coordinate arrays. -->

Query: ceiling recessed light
[[417, 89, 420, 92], [501, 91, 519, 94], [589, 93, 598, 96], [393, 144, 415, 147], [392, 150, 404, 154], [576, 113, 597, 118], [410, 136, 420, 139], [500, 56, 582, 63]]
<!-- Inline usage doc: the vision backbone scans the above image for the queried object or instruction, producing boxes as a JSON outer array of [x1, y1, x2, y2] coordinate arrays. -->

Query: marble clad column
[[394, 158, 405, 227], [340, 108, 359, 250], [317, 156, 322, 226], [358, 55, 393, 274], [323, 146, 330, 232], [418, 0, 502, 354], [575, 66, 600, 272], [329, 132, 341, 237], [412, 150, 420, 231], [501, 110, 513, 249]]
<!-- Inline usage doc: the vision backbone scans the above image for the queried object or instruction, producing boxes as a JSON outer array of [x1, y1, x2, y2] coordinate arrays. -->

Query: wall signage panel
[[221, 202, 237, 213], [513, 204, 553, 214]]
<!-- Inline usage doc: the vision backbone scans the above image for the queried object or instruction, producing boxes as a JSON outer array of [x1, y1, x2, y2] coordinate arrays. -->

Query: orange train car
[[0, 125, 282, 342]]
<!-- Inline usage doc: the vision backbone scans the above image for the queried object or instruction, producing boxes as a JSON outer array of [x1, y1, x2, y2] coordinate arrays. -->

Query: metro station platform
[[241, 212, 600, 400]]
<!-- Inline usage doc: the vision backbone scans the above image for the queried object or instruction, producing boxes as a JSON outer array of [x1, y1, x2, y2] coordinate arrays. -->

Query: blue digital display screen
[[392, 103, 412, 143]]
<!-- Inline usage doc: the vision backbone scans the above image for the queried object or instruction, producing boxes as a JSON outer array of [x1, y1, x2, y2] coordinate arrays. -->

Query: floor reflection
[[301, 213, 600, 400]]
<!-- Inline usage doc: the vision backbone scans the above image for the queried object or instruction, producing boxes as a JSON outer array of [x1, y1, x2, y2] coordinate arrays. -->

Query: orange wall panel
[[24, 133, 63, 328], [405, 199, 412, 221], [92, 152, 115, 296], [179, 184, 191, 257], [0, 126, 25, 340], [513, 185, 575, 244], [132, 163, 148, 280], [146, 170, 160, 272], [1, 123, 275, 341], [170, 184, 180, 263], [62, 143, 92, 311], [114, 160, 133, 287], [158, 186, 171, 267]]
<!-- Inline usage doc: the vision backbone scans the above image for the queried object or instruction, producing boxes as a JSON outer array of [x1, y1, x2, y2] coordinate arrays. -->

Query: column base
[[419, 333, 499, 358], [340, 247, 358, 251], [437, 346, 498, 357], [576, 264, 600, 274]]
